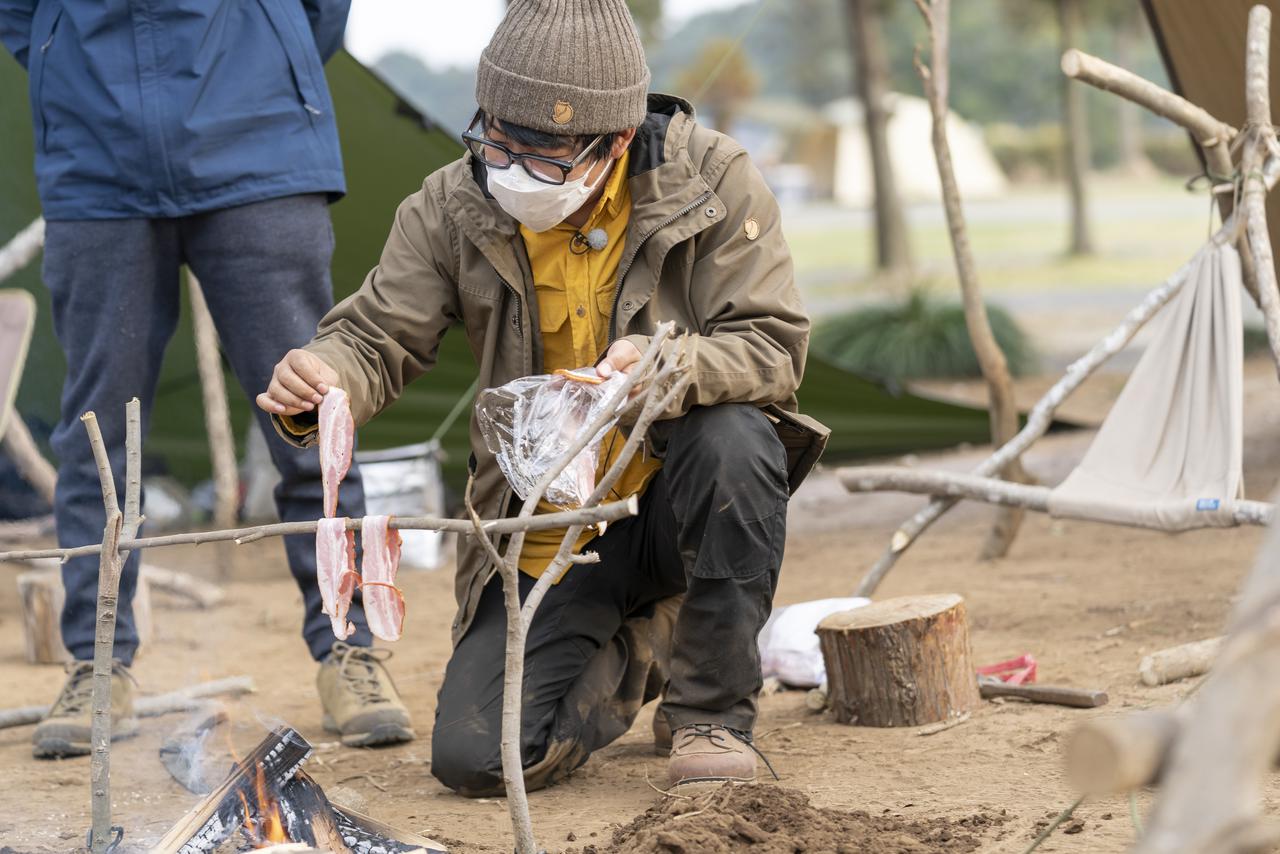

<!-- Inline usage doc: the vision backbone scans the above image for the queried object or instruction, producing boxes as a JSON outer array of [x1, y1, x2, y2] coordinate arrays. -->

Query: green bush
[[1245, 324, 1271, 357], [813, 290, 1039, 383]]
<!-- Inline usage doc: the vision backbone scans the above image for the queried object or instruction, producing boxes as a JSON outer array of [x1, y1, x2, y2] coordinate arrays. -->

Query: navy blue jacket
[[0, 1, 350, 220]]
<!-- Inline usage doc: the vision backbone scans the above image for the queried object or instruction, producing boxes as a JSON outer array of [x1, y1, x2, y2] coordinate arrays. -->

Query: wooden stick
[[0, 675, 256, 730], [0, 499, 639, 563], [464, 324, 684, 854], [123, 399, 142, 540], [188, 274, 239, 580], [978, 677, 1107, 708], [1067, 709, 1183, 795], [81, 412, 117, 517], [1240, 21, 1280, 380], [838, 466, 1275, 528], [1139, 637, 1225, 687], [0, 217, 44, 283], [1061, 49, 1237, 161], [913, 0, 1028, 562], [851, 157, 1280, 598], [1, 413, 56, 506], [88, 511, 122, 854]]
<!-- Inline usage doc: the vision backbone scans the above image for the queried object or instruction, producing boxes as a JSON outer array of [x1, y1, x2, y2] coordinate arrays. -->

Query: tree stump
[[817, 593, 979, 727], [17, 567, 152, 664]]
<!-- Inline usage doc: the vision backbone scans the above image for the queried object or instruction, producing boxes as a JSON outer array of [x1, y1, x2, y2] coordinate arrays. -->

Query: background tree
[[846, 0, 912, 276], [627, 0, 663, 46], [675, 38, 759, 135], [1058, 0, 1094, 254], [1111, 3, 1156, 176]]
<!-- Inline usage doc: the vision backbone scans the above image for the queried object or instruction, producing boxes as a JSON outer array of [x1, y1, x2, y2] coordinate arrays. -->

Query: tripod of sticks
[[0, 322, 688, 854]]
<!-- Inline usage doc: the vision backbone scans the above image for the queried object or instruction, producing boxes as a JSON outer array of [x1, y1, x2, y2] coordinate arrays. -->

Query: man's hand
[[596, 339, 643, 379], [256, 349, 340, 416]]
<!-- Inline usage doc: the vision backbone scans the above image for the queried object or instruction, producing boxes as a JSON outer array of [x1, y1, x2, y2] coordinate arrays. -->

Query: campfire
[[150, 725, 444, 854]]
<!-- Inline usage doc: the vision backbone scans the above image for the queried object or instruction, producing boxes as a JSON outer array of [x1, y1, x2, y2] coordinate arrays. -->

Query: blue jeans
[[44, 194, 372, 664]]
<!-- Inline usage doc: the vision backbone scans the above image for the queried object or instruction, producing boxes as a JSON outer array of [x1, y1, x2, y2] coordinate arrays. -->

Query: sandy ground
[[0, 359, 1276, 853]]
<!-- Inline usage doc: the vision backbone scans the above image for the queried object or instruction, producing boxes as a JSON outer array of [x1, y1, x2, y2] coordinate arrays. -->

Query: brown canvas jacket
[[275, 95, 829, 645]]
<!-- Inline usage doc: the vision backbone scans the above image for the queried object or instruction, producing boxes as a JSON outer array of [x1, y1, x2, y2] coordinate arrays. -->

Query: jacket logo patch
[[552, 100, 574, 125], [744, 218, 760, 241]]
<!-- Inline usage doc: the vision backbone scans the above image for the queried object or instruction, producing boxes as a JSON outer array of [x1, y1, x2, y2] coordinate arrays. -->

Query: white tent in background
[[825, 93, 1007, 208]]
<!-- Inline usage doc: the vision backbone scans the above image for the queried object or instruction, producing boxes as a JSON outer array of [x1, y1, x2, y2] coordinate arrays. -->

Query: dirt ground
[[0, 358, 1276, 853]]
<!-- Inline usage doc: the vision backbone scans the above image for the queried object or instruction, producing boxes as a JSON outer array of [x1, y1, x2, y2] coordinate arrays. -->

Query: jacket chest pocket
[[536, 284, 569, 334]]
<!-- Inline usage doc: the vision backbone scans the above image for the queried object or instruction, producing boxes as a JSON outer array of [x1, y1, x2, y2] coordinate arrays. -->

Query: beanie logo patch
[[552, 100, 575, 125]]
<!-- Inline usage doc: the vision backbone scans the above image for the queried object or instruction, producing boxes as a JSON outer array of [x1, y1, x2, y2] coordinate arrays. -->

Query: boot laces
[[52, 661, 133, 716], [677, 723, 781, 781], [331, 641, 392, 706]]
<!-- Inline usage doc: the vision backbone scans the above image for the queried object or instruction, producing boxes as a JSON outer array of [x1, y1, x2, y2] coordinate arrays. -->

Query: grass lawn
[[787, 176, 1213, 308]]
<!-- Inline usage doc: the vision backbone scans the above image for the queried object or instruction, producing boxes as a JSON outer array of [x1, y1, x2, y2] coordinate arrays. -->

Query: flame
[[235, 760, 289, 846]]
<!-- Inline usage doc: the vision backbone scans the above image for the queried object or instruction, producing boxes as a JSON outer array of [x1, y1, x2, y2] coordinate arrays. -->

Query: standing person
[[0, 0, 415, 758], [259, 0, 827, 791]]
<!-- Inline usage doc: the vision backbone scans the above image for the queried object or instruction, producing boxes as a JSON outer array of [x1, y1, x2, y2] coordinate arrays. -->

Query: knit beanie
[[476, 0, 651, 136]]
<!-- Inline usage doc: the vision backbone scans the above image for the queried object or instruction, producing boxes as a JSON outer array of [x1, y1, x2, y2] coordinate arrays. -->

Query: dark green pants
[[430, 404, 789, 796]]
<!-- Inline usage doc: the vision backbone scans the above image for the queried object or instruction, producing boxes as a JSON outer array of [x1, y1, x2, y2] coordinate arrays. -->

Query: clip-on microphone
[[569, 228, 609, 255]]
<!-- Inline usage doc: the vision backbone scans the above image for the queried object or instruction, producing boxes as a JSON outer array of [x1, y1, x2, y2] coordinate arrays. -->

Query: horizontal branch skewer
[[0, 498, 639, 563], [838, 466, 1274, 528]]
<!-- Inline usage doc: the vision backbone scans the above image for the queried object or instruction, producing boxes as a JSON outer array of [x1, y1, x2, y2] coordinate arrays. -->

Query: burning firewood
[[150, 725, 446, 854]]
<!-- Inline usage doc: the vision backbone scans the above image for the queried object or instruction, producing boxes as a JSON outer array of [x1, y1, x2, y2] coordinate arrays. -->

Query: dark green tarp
[[1, 50, 991, 494]]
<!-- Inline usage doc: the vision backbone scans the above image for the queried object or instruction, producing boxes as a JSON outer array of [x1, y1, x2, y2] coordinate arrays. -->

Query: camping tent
[[0, 49, 993, 496], [1145, 0, 1280, 261], [824, 94, 1008, 208]]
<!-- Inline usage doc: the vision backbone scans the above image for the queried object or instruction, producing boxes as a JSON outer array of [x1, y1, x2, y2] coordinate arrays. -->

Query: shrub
[[1244, 323, 1271, 357], [813, 290, 1038, 383]]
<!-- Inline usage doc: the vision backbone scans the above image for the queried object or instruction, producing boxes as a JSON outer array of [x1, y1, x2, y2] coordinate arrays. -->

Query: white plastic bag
[[758, 597, 871, 688], [476, 368, 624, 509]]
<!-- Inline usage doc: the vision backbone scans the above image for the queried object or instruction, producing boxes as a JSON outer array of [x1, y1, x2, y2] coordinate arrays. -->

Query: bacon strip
[[319, 388, 354, 518], [359, 515, 405, 642], [316, 517, 357, 640]]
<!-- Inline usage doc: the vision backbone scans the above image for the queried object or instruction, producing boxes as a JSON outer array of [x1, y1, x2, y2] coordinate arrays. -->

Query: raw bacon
[[359, 515, 405, 642], [319, 387, 354, 518], [316, 517, 357, 640]]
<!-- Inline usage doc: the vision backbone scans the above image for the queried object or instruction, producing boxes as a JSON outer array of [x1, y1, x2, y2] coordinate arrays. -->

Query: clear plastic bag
[[476, 368, 625, 509]]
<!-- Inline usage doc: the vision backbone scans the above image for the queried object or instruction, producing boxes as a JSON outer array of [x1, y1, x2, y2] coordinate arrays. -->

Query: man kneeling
[[258, 0, 827, 793]]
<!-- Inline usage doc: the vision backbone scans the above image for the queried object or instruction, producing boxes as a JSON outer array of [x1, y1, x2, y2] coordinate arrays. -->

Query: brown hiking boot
[[33, 660, 139, 759], [667, 724, 757, 788], [318, 642, 416, 747]]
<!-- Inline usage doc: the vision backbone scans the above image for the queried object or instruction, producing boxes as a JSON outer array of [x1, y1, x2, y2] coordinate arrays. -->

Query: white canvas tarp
[[1048, 241, 1244, 531]]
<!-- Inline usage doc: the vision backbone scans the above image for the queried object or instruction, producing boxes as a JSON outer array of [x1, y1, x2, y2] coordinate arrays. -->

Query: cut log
[[16, 569, 67, 664], [1066, 708, 1183, 794], [816, 594, 980, 727], [16, 567, 152, 664], [1139, 637, 1224, 686]]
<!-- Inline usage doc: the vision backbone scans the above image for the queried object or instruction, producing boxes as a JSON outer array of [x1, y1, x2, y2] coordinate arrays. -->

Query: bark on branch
[[0, 501, 638, 564], [913, 0, 1028, 561], [837, 466, 1273, 528], [0, 218, 44, 283], [463, 323, 689, 854]]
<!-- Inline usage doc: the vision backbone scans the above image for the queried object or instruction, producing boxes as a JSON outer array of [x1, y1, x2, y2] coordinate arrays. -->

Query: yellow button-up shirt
[[517, 150, 662, 576]]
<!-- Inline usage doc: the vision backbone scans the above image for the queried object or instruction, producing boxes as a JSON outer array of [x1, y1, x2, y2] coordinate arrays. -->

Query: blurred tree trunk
[[1114, 4, 1155, 176], [1059, 0, 1094, 255], [846, 0, 912, 276]]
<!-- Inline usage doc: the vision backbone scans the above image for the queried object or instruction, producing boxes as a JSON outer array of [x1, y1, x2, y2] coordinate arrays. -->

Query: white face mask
[[487, 157, 613, 233]]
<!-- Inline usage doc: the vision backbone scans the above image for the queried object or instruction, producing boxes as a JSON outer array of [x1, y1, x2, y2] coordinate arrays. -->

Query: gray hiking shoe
[[318, 642, 415, 747], [33, 660, 139, 759]]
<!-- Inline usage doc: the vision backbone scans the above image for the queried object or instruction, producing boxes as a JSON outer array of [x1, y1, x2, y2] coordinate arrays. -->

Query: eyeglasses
[[461, 111, 604, 186]]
